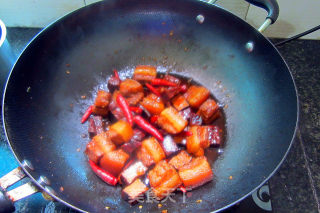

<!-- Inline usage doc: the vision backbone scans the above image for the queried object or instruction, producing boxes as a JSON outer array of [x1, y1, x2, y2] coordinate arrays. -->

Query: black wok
[[0, 0, 298, 212]]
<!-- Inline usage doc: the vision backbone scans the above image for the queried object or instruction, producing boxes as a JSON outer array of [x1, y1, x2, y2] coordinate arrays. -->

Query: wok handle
[[0, 167, 40, 213], [0, 189, 15, 213], [245, 0, 279, 32]]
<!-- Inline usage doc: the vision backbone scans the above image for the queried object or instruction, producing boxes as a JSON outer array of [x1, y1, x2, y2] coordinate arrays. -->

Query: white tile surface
[[246, 0, 320, 39], [0, 0, 85, 28]]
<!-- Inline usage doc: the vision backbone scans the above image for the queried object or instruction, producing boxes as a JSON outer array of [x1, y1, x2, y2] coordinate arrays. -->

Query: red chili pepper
[[129, 106, 142, 114], [151, 78, 177, 87], [89, 160, 118, 186], [114, 69, 120, 81], [116, 94, 133, 125], [179, 84, 188, 93], [145, 83, 161, 96], [81, 105, 93, 123], [179, 185, 187, 193], [150, 115, 159, 124], [133, 115, 164, 141]]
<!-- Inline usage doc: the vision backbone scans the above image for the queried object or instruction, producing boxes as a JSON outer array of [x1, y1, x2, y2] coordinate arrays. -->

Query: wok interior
[[3, 0, 297, 212]]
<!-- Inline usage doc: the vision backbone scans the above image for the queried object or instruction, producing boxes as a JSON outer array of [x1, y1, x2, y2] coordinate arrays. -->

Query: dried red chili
[[81, 105, 93, 123], [114, 69, 120, 82], [145, 83, 161, 97], [89, 160, 118, 186], [129, 106, 143, 114], [150, 115, 159, 124], [151, 78, 177, 87], [133, 115, 164, 141], [116, 94, 133, 125]]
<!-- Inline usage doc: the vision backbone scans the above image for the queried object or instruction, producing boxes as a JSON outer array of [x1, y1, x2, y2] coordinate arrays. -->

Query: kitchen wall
[[0, 0, 319, 39]]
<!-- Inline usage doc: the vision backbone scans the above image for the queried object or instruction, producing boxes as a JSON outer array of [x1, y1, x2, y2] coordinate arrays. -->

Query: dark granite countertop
[[268, 39, 320, 213], [1, 28, 320, 213]]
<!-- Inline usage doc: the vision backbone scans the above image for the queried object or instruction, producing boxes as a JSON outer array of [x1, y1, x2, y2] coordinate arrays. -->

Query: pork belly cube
[[194, 147, 204, 157], [179, 107, 192, 121], [178, 156, 213, 189], [121, 140, 142, 153], [148, 160, 176, 188], [160, 86, 180, 101], [133, 65, 157, 82], [100, 149, 129, 176], [171, 94, 189, 111], [186, 126, 210, 156], [184, 85, 210, 108], [189, 112, 203, 126], [140, 93, 164, 115], [168, 150, 192, 170], [85, 132, 116, 163], [88, 116, 104, 136], [107, 76, 120, 92], [152, 171, 182, 200], [85, 140, 104, 164], [198, 98, 219, 124], [120, 79, 143, 96], [120, 161, 148, 185], [92, 106, 109, 116], [136, 145, 154, 167], [88, 118, 97, 136], [108, 90, 125, 120], [122, 179, 149, 204], [161, 135, 180, 157], [126, 92, 144, 106], [109, 120, 133, 145], [208, 125, 222, 147], [94, 90, 111, 108], [136, 137, 166, 167], [148, 160, 182, 200], [157, 107, 188, 134], [121, 129, 146, 153]]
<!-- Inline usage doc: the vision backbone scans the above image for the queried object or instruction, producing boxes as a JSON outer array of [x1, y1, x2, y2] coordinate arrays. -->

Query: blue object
[[0, 19, 16, 91]]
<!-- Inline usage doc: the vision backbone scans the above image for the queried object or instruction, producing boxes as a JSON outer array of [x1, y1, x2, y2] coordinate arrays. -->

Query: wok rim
[[1, 1, 299, 212]]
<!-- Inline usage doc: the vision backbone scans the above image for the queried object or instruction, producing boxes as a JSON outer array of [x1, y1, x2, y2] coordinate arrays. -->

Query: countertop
[[1, 28, 320, 213]]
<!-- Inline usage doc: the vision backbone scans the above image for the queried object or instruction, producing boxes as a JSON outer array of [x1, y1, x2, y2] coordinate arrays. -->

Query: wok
[[0, 0, 298, 212]]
